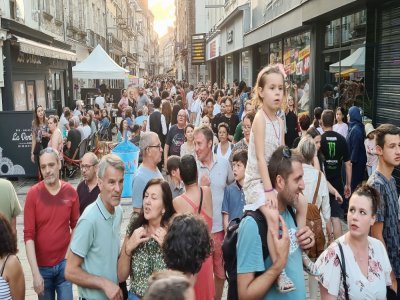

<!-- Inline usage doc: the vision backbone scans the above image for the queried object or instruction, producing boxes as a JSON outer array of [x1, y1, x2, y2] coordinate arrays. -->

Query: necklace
[[262, 108, 280, 142]]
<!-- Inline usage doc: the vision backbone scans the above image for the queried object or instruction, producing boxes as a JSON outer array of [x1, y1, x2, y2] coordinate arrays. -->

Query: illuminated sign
[[191, 34, 206, 65]]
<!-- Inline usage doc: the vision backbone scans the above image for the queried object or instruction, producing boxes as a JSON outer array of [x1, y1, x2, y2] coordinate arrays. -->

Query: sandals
[[276, 270, 296, 293], [302, 252, 320, 276]]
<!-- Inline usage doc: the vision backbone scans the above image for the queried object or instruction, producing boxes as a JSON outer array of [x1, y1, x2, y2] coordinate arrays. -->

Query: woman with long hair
[[118, 179, 176, 300], [99, 108, 111, 140], [47, 115, 64, 157], [161, 101, 172, 131], [31, 105, 50, 170], [0, 213, 25, 300]]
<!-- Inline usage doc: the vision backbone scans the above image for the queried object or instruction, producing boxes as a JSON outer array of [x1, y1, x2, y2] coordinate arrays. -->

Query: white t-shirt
[[95, 96, 105, 109]]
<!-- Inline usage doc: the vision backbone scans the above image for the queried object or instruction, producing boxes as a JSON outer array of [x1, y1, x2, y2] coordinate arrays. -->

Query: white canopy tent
[[329, 47, 365, 73], [72, 45, 129, 79]]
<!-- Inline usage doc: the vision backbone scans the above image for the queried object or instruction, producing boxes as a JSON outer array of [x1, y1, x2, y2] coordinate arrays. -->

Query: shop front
[[250, 30, 311, 111], [206, 34, 224, 88], [1, 19, 76, 113]]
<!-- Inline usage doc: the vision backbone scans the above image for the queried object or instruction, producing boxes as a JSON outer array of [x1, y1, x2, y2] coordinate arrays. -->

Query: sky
[[148, 0, 175, 37]]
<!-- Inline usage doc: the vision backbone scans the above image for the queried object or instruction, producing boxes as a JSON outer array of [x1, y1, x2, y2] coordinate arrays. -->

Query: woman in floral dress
[[118, 179, 176, 299], [316, 184, 392, 299]]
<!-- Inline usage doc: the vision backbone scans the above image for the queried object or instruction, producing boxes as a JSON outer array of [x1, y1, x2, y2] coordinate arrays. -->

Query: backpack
[[306, 170, 326, 258], [222, 207, 296, 300]]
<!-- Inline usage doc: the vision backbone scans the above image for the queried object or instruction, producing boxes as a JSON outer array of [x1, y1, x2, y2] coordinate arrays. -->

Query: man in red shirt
[[24, 148, 80, 299]]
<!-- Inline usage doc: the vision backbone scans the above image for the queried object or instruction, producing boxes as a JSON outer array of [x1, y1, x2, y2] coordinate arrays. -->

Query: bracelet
[[264, 188, 274, 193], [124, 246, 132, 257]]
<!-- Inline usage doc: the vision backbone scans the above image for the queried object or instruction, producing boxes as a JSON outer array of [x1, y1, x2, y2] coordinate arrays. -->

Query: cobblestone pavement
[[12, 176, 346, 299]]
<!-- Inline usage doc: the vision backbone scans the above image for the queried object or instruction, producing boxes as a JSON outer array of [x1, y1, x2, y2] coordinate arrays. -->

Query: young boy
[[166, 155, 185, 199], [222, 149, 247, 231]]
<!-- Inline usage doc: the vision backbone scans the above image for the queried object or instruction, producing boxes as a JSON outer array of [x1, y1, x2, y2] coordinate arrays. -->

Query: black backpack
[[222, 207, 296, 300]]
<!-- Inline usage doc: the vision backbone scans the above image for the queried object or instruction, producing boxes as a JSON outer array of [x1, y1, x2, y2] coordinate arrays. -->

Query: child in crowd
[[364, 123, 378, 176], [243, 65, 316, 293], [222, 149, 248, 231], [166, 155, 185, 199]]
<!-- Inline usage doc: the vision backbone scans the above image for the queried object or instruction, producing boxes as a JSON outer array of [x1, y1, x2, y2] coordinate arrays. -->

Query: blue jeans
[[38, 259, 73, 300]]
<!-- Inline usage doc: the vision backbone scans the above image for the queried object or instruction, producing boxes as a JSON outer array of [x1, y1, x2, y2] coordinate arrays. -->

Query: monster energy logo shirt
[[320, 131, 350, 181]]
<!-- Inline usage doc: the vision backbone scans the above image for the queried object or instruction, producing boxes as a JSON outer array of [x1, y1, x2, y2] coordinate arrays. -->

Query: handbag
[[337, 241, 350, 300], [306, 171, 325, 258]]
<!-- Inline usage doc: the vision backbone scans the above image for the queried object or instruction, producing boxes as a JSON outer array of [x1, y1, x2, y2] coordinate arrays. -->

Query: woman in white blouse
[[214, 123, 232, 161], [316, 184, 392, 300]]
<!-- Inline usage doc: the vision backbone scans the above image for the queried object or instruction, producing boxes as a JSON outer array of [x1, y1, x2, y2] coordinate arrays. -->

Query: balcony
[[108, 33, 123, 51]]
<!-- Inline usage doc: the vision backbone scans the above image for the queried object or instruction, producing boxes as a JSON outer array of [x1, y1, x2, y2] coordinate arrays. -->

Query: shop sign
[[17, 53, 42, 65], [208, 36, 220, 60], [0, 112, 36, 177], [191, 34, 206, 65]]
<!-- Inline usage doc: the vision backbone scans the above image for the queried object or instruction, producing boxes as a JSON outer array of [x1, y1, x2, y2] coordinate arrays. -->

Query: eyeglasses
[[80, 164, 96, 170], [147, 144, 162, 150], [282, 146, 291, 159]]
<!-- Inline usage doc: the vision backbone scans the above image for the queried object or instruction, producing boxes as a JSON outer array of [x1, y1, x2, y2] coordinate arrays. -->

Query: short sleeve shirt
[[320, 130, 349, 185], [237, 209, 306, 299], [131, 165, 163, 209], [165, 125, 185, 156], [221, 181, 245, 222], [0, 179, 21, 223], [316, 235, 391, 299], [197, 156, 234, 233], [70, 198, 123, 300], [367, 171, 400, 277]]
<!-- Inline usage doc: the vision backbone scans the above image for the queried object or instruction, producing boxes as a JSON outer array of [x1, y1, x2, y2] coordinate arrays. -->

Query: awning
[[329, 47, 365, 73], [15, 35, 77, 61], [335, 68, 359, 77]]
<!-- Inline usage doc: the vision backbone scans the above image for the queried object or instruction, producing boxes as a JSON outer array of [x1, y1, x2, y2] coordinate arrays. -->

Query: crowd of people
[[1, 66, 400, 300]]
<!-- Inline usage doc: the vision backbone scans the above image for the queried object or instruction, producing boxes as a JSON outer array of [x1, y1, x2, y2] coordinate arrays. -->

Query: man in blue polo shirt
[[65, 154, 125, 300]]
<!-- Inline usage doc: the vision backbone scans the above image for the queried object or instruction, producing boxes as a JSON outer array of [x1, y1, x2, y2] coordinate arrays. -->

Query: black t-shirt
[[66, 128, 82, 158], [320, 130, 349, 184], [165, 125, 185, 156], [77, 181, 100, 215], [220, 114, 240, 136]]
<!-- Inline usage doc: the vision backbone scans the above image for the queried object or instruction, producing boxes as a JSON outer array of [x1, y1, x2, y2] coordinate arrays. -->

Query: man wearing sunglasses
[[24, 148, 80, 299]]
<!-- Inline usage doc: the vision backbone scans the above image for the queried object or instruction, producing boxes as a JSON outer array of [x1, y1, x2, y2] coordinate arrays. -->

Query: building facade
[[0, 0, 158, 112], [202, 0, 400, 127]]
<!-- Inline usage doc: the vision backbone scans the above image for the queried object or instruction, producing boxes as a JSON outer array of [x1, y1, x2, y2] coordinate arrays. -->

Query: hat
[[365, 123, 375, 136]]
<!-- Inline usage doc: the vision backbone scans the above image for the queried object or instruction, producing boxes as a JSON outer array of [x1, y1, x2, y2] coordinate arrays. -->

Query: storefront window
[[13, 81, 27, 111], [282, 32, 311, 112], [323, 9, 368, 119], [241, 50, 250, 85], [36, 80, 46, 108], [269, 40, 282, 64]]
